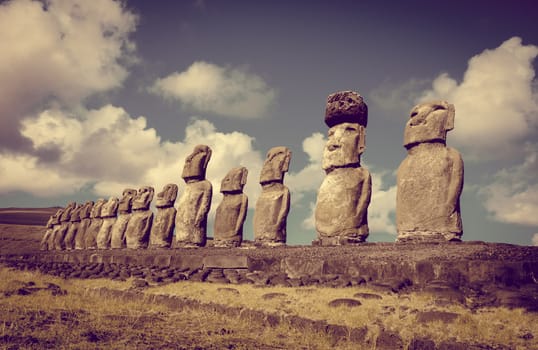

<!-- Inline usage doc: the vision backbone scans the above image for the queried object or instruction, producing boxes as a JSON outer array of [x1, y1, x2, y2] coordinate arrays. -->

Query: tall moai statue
[[74, 201, 93, 249], [314, 91, 372, 246], [214, 167, 249, 247], [175, 145, 213, 248], [150, 184, 178, 248], [125, 186, 154, 249], [253, 147, 292, 246], [53, 202, 76, 250], [41, 208, 62, 251], [85, 198, 106, 249], [110, 189, 137, 249], [63, 204, 83, 250], [396, 101, 464, 242], [96, 197, 119, 249]]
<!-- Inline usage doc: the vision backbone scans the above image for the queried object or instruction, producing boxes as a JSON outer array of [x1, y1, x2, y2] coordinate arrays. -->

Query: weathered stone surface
[[375, 330, 404, 350], [203, 255, 249, 269], [150, 184, 178, 248], [315, 91, 371, 245], [96, 197, 119, 249], [63, 204, 83, 250], [41, 208, 62, 251], [214, 167, 248, 247], [53, 202, 76, 250], [397, 101, 463, 242], [125, 187, 154, 249], [84, 199, 106, 250], [110, 188, 136, 249], [282, 257, 325, 279], [254, 146, 291, 246], [74, 201, 93, 250], [175, 145, 212, 247], [416, 310, 460, 323], [328, 298, 361, 308]]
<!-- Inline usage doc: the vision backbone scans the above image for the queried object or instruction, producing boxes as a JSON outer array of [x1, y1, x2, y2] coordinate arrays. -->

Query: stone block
[[282, 257, 325, 279], [203, 255, 249, 269]]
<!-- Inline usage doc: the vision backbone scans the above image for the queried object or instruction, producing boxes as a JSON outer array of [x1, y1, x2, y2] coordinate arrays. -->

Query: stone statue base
[[110, 213, 130, 249], [149, 207, 176, 249], [312, 235, 367, 246], [397, 231, 462, 243], [125, 210, 153, 249], [213, 237, 241, 248]]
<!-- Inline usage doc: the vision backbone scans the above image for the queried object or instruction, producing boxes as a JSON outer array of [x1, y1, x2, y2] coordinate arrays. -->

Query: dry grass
[[150, 280, 538, 349], [0, 267, 360, 349]]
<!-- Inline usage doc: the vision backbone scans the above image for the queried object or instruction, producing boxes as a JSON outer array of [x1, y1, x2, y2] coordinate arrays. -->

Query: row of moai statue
[[40, 143, 292, 250], [41, 90, 463, 249]]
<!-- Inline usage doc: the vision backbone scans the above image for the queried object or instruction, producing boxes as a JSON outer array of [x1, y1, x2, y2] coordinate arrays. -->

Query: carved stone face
[[101, 197, 119, 217], [132, 186, 154, 210], [60, 202, 76, 222], [51, 208, 63, 225], [118, 188, 137, 213], [182, 145, 212, 181], [80, 201, 94, 220], [221, 167, 248, 193], [90, 199, 106, 219], [155, 184, 178, 208], [259, 147, 291, 184], [69, 204, 83, 222], [322, 122, 365, 171], [404, 101, 455, 149]]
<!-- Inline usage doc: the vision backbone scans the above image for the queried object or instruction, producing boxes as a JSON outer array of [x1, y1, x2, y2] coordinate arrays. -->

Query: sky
[[0, 0, 537, 246]]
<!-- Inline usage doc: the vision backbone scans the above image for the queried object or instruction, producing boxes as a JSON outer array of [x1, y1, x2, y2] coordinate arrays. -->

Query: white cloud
[[480, 144, 538, 227], [150, 61, 276, 119], [532, 233, 538, 246], [368, 171, 397, 234], [0, 0, 137, 151], [417, 37, 538, 160]]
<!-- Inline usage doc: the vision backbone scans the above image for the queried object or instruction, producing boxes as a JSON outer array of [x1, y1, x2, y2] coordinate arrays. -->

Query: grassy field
[[1, 266, 537, 349]]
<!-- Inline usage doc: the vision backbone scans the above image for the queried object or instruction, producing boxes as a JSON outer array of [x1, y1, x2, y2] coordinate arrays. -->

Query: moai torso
[[96, 197, 119, 249], [74, 201, 93, 249], [150, 184, 178, 248], [214, 167, 249, 247], [64, 204, 83, 250], [54, 202, 76, 250], [125, 186, 154, 249], [41, 208, 62, 251], [314, 91, 371, 245], [111, 189, 136, 249], [396, 101, 463, 242], [85, 199, 106, 249], [175, 145, 213, 247], [253, 146, 291, 246]]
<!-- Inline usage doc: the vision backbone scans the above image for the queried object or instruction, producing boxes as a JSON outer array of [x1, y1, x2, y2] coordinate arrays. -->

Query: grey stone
[[110, 188, 136, 249], [315, 91, 371, 245], [125, 186, 154, 249], [53, 202, 76, 250], [253, 146, 291, 246], [41, 208, 62, 251], [416, 310, 460, 323], [84, 199, 106, 249], [214, 167, 248, 247], [96, 197, 119, 249], [175, 145, 212, 247], [63, 204, 83, 250], [397, 101, 464, 242], [150, 184, 178, 248], [74, 201, 94, 250]]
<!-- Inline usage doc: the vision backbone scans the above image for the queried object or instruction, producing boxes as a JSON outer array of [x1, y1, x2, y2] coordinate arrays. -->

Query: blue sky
[[1, 0, 537, 246]]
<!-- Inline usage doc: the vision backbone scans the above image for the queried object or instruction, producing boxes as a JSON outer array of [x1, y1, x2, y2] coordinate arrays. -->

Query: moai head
[[50, 208, 63, 226], [260, 147, 292, 185], [182, 144, 212, 182], [118, 188, 137, 213], [404, 101, 455, 149], [69, 204, 83, 222], [60, 202, 76, 223], [90, 199, 106, 219], [101, 197, 119, 217], [132, 186, 154, 211], [221, 167, 248, 193], [155, 184, 178, 208], [80, 201, 94, 220], [322, 91, 368, 172]]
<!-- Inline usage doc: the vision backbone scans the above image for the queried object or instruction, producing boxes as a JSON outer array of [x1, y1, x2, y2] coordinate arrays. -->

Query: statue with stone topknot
[[396, 101, 463, 242], [175, 145, 213, 248], [314, 91, 372, 246]]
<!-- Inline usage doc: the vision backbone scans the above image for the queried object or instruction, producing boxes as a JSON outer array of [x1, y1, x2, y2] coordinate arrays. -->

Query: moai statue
[[175, 145, 213, 248], [63, 204, 83, 250], [96, 197, 119, 249], [84, 199, 106, 249], [396, 101, 464, 242], [149, 184, 178, 248], [53, 202, 76, 250], [110, 189, 137, 249], [40, 208, 62, 251], [314, 91, 372, 246], [125, 186, 154, 249], [214, 167, 249, 247], [74, 201, 94, 249], [253, 147, 292, 246]]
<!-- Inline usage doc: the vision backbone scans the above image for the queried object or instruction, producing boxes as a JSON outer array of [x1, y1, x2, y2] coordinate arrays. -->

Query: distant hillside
[[0, 207, 60, 226]]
